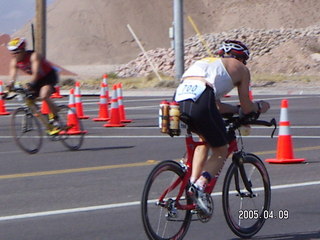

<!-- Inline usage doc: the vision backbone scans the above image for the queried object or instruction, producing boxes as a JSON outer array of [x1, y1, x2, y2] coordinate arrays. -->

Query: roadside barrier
[[266, 99, 305, 163], [93, 82, 110, 121], [0, 80, 10, 115], [75, 81, 90, 119], [104, 85, 125, 127], [116, 83, 132, 123]]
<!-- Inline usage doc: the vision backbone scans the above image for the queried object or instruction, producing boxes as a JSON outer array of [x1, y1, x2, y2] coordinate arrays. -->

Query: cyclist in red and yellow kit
[[6, 37, 59, 122]]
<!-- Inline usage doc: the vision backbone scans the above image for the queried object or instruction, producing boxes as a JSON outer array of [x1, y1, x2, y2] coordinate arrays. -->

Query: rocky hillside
[[116, 25, 320, 77]]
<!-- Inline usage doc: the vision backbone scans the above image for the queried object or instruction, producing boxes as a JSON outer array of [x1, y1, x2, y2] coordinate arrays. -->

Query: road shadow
[[43, 145, 135, 154], [302, 160, 320, 165], [230, 230, 320, 240], [77, 145, 135, 152], [131, 124, 158, 127]]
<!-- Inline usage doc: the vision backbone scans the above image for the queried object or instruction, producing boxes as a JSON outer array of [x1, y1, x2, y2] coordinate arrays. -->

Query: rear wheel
[[11, 107, 43, 154], [141, 160, 192, 240], [222, 153, 271, 238], [57, 105, 85, 150]]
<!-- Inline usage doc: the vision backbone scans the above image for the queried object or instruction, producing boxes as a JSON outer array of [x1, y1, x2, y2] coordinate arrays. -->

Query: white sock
[[194, 178, 207, 191], [190, 177, 197, 184]]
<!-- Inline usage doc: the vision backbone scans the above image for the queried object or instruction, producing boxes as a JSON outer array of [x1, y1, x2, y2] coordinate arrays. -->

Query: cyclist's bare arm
[[216, 100, 239, 114], [237, 78, 270, 114], [8, 58, 18, 88], [221, 58, 257, 114], [235, 65, 269, 114], [29, 52, 42, 85], [235, 67, 261, 114]]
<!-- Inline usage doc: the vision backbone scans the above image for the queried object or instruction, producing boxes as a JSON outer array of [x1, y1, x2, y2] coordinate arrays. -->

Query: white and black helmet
[[217, 40, 250, 63], [7, 37, 26, 51]]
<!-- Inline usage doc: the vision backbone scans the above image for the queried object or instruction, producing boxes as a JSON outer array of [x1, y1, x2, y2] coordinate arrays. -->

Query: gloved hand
[[26, 82, 36, 91], [238, 107, 260, 122], [6, 81, 14, 91]]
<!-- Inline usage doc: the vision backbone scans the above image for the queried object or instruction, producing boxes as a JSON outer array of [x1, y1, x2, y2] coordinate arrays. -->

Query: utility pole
[[35, 0, 46, 57], [173, 0, 184, 80]]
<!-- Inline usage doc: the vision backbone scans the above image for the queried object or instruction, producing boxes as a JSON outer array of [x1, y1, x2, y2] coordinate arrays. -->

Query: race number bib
[[174, 80, 206, 102]]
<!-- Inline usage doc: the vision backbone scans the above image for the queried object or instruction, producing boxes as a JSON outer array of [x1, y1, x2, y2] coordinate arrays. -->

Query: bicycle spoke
[[58, 105, 85, 150], [11, 108, 43, 154], [141, 161, 192, 240], [223, 154, 271, 238]]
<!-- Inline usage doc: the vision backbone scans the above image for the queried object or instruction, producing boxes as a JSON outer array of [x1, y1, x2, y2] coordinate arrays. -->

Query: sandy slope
[[12, 0, 320, 68]]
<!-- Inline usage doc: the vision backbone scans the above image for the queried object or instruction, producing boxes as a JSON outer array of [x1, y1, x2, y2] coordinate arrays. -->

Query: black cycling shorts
[[178, 86, 228, 148], [32, 70, 58, 97]]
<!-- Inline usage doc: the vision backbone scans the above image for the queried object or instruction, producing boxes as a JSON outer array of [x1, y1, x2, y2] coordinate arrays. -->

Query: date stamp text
[[239, 209, 289, 220]]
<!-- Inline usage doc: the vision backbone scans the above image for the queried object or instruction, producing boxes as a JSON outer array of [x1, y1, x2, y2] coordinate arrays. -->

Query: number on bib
[[174, 80, 206, 102]]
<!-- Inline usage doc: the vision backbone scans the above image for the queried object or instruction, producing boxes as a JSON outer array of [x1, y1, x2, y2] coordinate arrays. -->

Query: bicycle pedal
[[197, 211, 212, 223], [46, 128, 61, 136], [59, 125, 72, 132]]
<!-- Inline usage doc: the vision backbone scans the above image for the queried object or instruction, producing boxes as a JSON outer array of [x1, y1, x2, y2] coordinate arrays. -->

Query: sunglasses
[[11, 50, 23, 55]]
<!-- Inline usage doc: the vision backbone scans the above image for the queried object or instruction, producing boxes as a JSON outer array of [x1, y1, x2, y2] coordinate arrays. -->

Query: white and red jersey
[[16, 51, 54, 79], [182, 57, 234, 100]]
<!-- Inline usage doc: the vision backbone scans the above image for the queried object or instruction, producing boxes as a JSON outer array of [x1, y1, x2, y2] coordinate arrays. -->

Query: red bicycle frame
[[158, 132, 239, 211]]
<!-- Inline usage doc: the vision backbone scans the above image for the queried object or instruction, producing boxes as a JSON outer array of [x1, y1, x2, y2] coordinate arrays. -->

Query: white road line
[[89, 126, 320, 129], [0, 180, 319, 222], [84, 135, 320, 139], [0, 135, 320, 139]]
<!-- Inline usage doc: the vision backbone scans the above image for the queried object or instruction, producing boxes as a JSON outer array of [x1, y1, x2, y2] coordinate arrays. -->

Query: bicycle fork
[[21, 110, 34, 133], [232, 151, 255, 198]]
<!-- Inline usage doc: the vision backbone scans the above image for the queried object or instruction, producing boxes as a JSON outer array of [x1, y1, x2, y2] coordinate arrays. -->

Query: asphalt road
[[0, 93, 319, 240]]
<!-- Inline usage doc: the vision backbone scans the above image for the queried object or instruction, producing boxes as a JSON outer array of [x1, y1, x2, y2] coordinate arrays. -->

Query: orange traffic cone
[[64, 88, 88, 135], [75, 81, 89, 119], [104, 85, 125, 127], [266, 99, 305, 163], [117, 83, 132, 123], [93, 83, 110, 121], [102, 74, 110, 103], [51, 85, 63, 99], [0, 80, 10, 115], [41, 100, 51, 115]]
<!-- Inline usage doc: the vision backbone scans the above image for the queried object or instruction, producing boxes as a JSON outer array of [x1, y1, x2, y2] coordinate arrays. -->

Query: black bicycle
[[4, 87, 86, 154]]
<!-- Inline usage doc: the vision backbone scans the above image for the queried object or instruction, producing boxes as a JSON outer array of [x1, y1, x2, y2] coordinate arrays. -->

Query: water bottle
[[169, 101, 181, 136], [159, 100, 169, 133]]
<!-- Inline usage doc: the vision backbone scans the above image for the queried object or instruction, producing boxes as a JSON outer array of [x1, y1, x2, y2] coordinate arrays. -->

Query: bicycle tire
[[11, 107, 43, 154], [222, 153, 271, 238], [57, 105, 85, 150], [141, 160, 192, 240]]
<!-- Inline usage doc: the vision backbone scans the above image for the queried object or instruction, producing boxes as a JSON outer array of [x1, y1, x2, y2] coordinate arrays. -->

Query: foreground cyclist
[[174, 40, 270, 214], [6, 37, 60, 134]]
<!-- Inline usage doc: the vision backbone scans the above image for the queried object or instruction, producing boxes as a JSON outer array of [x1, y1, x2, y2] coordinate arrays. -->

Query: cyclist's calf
[[204, 144, 228, 178]]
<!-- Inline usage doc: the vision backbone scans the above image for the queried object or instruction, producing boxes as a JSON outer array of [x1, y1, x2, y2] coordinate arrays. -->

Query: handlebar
[[223, 114, 277, 138], [2, 87, 34, 100]]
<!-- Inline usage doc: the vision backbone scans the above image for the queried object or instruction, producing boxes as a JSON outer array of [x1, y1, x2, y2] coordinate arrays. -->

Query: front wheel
[[11, 107, 43, 154], [141, 160, 192, 240], [57, 105, 85, 150], [222, 153, 271, 238]]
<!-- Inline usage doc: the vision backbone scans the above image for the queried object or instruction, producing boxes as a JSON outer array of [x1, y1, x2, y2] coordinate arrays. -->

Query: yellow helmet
[[7, 37, 26, 51]]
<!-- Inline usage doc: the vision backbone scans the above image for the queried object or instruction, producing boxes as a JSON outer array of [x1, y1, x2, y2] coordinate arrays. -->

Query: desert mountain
[[13, 0, 320, 69]]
